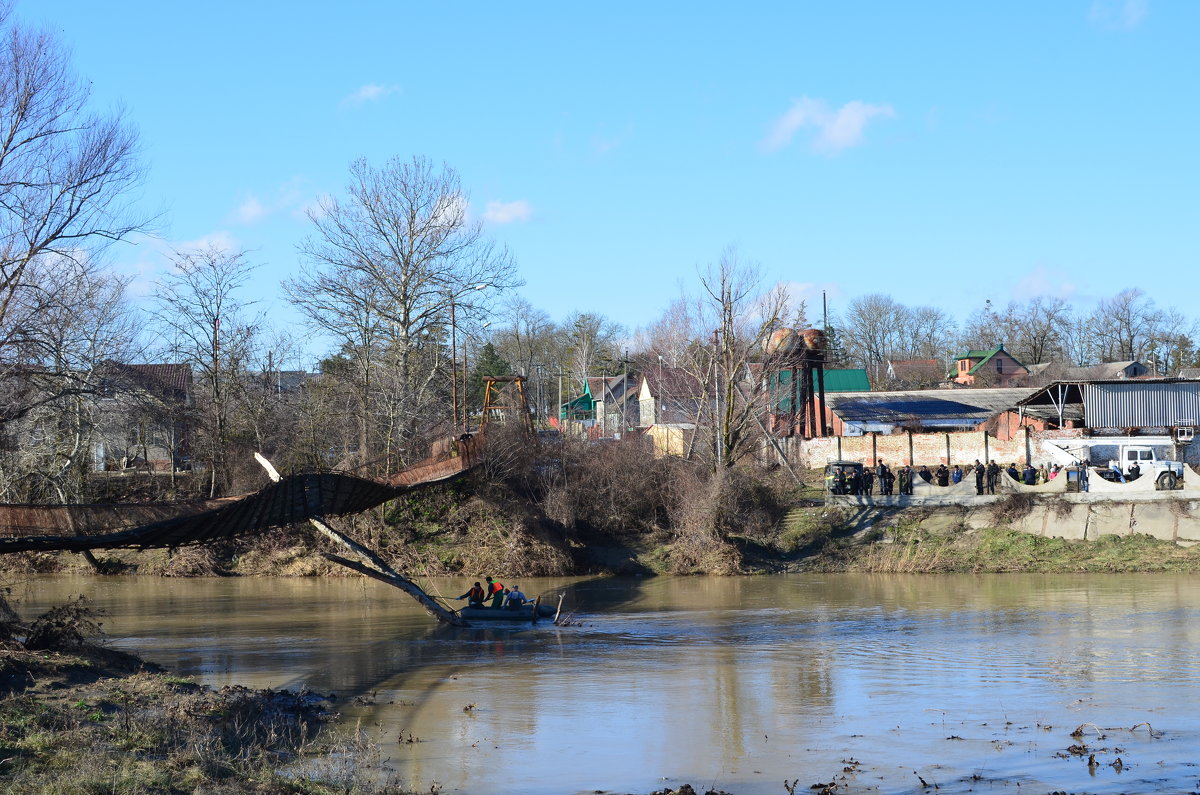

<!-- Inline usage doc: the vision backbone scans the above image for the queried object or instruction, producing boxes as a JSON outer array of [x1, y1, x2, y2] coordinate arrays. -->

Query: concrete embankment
[[829, 466, 1200, 544]]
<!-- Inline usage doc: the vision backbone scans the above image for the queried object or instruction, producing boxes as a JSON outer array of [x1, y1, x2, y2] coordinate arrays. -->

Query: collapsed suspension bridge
[[0, 377, 541, 628]]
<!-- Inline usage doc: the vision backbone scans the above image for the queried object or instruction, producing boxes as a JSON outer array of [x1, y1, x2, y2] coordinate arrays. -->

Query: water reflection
[[15, 573, 1200, 794]]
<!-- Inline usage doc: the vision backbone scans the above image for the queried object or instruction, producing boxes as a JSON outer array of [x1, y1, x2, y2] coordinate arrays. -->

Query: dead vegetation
[[988, 492, 1036, 525], [0, 592, 403, 794]]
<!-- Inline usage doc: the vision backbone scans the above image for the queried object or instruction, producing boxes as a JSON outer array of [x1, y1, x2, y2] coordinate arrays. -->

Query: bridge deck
[[0, 435, 483, 554]]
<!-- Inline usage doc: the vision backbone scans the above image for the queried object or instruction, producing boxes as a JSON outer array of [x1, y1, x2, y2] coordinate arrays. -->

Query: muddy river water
[[15, 573, 1200, 794]]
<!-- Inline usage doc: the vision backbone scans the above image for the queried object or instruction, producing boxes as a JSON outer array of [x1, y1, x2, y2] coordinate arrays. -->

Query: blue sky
[[29, 0, 1198, 358]]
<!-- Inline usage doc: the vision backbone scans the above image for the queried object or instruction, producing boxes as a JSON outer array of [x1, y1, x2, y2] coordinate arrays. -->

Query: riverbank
[[0, 641, 391, 793], [6, 460, 1200, 579], [0, 591, 398, 794], [776, 500, 1200, 573]]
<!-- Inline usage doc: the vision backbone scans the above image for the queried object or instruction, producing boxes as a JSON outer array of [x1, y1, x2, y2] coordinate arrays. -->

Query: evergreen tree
[[823, 323, 850, 368], [467, 343, 513, 412]]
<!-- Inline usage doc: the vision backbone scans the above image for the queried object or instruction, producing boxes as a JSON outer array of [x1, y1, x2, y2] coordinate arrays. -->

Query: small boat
[[458, 602, 557, 622]]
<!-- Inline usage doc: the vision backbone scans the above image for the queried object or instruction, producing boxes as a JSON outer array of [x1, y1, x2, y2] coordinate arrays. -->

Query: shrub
[[24, 596, 104, 652]]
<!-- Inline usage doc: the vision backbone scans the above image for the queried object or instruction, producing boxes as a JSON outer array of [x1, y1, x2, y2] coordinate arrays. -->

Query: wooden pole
[[816, 364, 828, 437], [788, 367, 798, 437], [450, 298, 458, 434]]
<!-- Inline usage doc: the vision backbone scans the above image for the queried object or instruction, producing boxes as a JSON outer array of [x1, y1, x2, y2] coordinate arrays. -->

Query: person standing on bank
[[974, 460, 985, 495], [936, 464, 950, 487]]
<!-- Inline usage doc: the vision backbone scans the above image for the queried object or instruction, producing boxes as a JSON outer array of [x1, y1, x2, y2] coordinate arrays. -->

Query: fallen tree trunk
[[255, 453, 469, 628]]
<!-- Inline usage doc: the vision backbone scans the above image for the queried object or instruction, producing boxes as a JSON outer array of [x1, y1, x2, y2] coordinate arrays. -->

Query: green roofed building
[[770, 367, 870, 414], [768, 367, 870, 436], [951, 345, 1030, 388]]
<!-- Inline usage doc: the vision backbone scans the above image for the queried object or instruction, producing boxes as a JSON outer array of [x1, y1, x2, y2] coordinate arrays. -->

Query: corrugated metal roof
[[828, 387, 1033, 424], [1082, 381, 1200, 428]]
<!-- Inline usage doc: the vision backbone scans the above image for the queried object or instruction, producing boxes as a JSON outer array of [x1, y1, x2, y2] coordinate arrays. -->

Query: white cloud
[[173, 230, 238, 258], [1088, 0, 1149, 29], [592, 122, 635, 155], [1010, 267, 1079, 303], [293, 195, 332, 222], [762, 96, 896, 154], [777, 281, 842, 325], [432, 195, 469, 228], [235, 196, 266, 223], [343, 83, 402, 106], [482, 199, 532, 225], [232, 178, 312, 224]]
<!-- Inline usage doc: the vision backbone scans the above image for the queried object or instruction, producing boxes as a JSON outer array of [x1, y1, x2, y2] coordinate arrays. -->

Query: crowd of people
[[828, 460, 1066, 496], [455, 576, 529, 610]]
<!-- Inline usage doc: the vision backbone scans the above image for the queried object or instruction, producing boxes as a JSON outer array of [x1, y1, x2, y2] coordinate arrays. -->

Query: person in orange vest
[[455, 582, 486, 608], [485, 576, 505, 608]]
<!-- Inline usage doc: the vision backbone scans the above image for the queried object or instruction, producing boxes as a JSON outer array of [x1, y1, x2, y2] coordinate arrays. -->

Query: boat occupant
[[455, 582, 486, 608], [506, 586, 526, 608], [485, 576, 505, 608]]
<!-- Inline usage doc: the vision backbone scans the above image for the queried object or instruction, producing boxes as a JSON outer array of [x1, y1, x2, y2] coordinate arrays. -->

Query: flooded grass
[[0, 646, 398, 794]]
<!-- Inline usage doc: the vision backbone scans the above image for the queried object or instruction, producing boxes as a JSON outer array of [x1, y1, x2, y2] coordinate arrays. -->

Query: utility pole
[[711, 329, 721, 467], [449, 296, 458, 434], [622, 348, 629, 438]]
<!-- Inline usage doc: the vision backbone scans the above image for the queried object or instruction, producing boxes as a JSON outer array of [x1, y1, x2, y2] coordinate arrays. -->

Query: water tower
[[765, 328, 828, 438]]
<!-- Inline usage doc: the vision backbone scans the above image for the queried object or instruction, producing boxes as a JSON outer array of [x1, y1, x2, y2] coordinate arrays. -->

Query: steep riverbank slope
[[6, 462, 1200, 577]]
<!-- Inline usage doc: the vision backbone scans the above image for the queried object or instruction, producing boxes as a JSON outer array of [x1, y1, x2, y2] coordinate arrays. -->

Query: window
[[996, 359, 1003, 373]]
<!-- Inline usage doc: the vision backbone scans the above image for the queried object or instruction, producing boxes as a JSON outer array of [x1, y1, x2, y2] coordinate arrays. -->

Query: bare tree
[[489, 296, 562, 421], [697, 251, 789, 468], [0, 255, 140, 502], [1061, 307, 1095, 367], [154, 246, 259, 496], [560, 311, 624, 391], [287, 156, 520, 468], [960, 297, 1067, 366], [0, 10, 146, 440], [904, 306, 957, 361], [839, 294, 908, 385], [1088, 288, 1163, 362]]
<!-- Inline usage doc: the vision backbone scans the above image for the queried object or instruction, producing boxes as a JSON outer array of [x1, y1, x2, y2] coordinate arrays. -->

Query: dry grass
[[0, 594, 402, 794], [820, 526, 1200, 574]]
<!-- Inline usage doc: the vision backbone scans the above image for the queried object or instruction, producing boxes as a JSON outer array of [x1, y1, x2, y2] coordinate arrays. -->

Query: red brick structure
[[951, 345, 1030, 387]]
